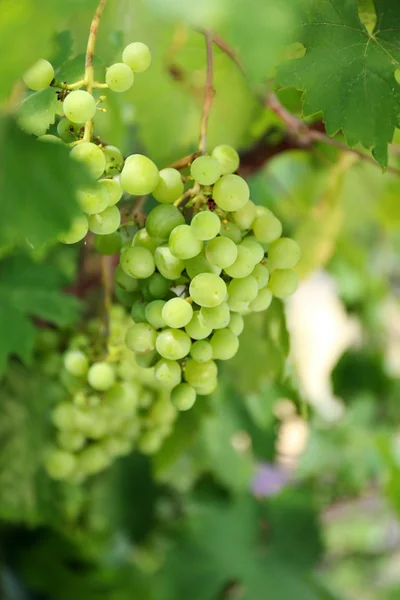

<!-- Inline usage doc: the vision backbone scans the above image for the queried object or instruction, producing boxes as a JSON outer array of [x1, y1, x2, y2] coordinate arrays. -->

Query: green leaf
[[0, 118, 91, 248], [17, 88, 60, 136], [277, 0, 400, 167], [0, 256, 80, 374], [51, 30, 74, 69]]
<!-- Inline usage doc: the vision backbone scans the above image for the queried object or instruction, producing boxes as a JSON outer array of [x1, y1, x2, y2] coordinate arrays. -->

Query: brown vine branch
[[167, 152, 200, 170], [83, 0, 108, 142], [198, 30, 215, 154]]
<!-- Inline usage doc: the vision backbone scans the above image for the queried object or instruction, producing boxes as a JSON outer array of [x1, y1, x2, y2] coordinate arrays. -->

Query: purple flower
[[251, 462, 290, 498]]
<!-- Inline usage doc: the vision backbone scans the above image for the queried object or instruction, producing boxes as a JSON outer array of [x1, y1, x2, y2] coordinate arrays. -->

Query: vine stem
[[198, 30, 215, 154], [83, 0, 108, 142]]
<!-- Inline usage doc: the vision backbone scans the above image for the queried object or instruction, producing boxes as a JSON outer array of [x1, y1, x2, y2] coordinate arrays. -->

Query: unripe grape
[[87, 362, 116, 391], [228, 312, 244, 336], [224, 245, 255, 278], [154, 359, 182, 388], [185, 311, 212, 340], [120, 154, 159, 195], [171, 383, 196, 411], [37, 134, 62, 143], [154, 245, 185, 280], [232, 199, 257, 230], [162, 297, 193, 329], [190, 155, 222, 185], [213, 174, 249, 211], [126, 322, 157, 353], [186, 249, 221, 279], [145, 300, 166, 329], [189, 273, 227, 308], [146, 204, 184, 240], [64, 349, 88, 377], [99, 178, 123, 206], [79, 445, 110, 475], [210, 329, 239, 360], [169, 224, 203, 259], [57, 431, 86, 452], [63, 90, 96, 124], [195, 377, 218, 396], [252, 210, 282, 244], [268, 237, 301, 270], [132, 228, 161, 254], [77, 184, 109, 214], [59, 214, 88, 244], [153, 168, 183, 204], [240, 238, 264, 263], [115, 265, 139, 292], [184, 359, 218, 387], [220, 221, 242, 244], [138, 430, 163, 454], [145, 273, 170, 299], [191, 210, 221, 241], [88, 206, 121, 235], [156, 329, 191, 360], [57, 118, 82, 142], [70, 142, 105, 179], [45, 449, 76, 480], [122, 42, 152, 72], [268, 269, 298, 298], [200, 302, 230, 329], [23, 59, 54, 90], [94, 231, 122, 254], [249, 288, 273, 312], [212, 144, 239, 175], [120, 246, 155, 279], [106, 62, 134, 92], [190, 340, 213, 363], [252, 263, 269, 289], [206, 236, 238, 269], [228, 275, 258, 303], [104, 145, 124, 174]]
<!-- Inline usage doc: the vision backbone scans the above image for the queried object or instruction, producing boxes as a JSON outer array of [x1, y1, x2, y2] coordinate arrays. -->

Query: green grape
[[77, 184, 109, 214], [268, 269, 298, 298], [195, 377, 218, 396], [251, 263, 269, 289], [232, 200, 257, 230], [115, 265, 139, 292], [138, 430, 162, 454], [45, 449, 76, 480], [87, 362, 116, 391], [70, 142, 105, 179], [189, 273, 227, 308], [224, 245, 255, 278], [122, 42, 152, 72], [78, 445, 110, 475], [57, 118, 82, 142], [186, 249, 221, 279], [94, 231, 122, 254], [240, 238, 264, 263], [104, 145, 124, 174], [88, 206, 121, 234], [205, 236, 238, 269], [213, 174, 249, 211], [63, 90, 97, 124], [185, 310, 213, 340], [146, 204, 185, 240], [154, 244, 185, 280], [191, 210, 221, 241], [169, 224, 203, 259], [212, 144, 240, 175], [249, 288, 273, 312], [228, 275, 258, 303], [63, 349, 88, 377], [57, 431, 85, 452], [252, 210, 282, 243], [154, 359, 182, 388], [200, 302, 230, 329], [99, 178, 123, 206], [153, 168, 184, 203], [268, 237, 301, 270], [23, 58, 54, 90], [126, 322, 157, 353], [227, 297, 249, 313], [37, 134, 62, 143], [171, 383, 196, 411], [190, 340, 213, 363], [145, 273, 170, 299], [52, 403, 78, 430], [190, 155, 222, 185], [106, 62, 134, 92], [220, 221, 242, 244], [103, 438, 132, 457], [116, 287, 135, 308], [135, 349, 159, 368], [104, 382, 138, 413], [132, 229, 160, 254], [59, 214, 88, 244], [228, 312, 244, 336], [35, 328, 59, 352], [210, 329, 239, 360], [184, 359, 218, 387], [156, 328, 191, 360], [120, 154, 159, 195], [120, 247, 155, 279], [162, 297, 193, 328], [145, 300, 166, 329]]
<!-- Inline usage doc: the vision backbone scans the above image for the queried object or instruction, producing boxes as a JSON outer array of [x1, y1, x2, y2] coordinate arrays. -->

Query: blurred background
[[1, 0, 400, 599]]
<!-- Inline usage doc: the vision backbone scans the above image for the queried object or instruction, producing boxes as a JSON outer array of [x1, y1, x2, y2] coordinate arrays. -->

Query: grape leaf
[[0, 256, 80, 374], [17, 88, 60, 137], [51, 30, 74, 69], [0, 118, 91, 247], [277, 0, 400, 168]]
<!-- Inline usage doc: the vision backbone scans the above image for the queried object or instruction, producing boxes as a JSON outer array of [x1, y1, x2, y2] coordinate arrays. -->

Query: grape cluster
[[44, 306, 178, 482], [116, 146, 301, 410]]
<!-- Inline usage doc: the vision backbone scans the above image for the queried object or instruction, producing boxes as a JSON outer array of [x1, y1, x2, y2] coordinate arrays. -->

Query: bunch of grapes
[[44, 306, 178, 483], [21, 43, 152, 248], [115, 146, 301, 410]]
